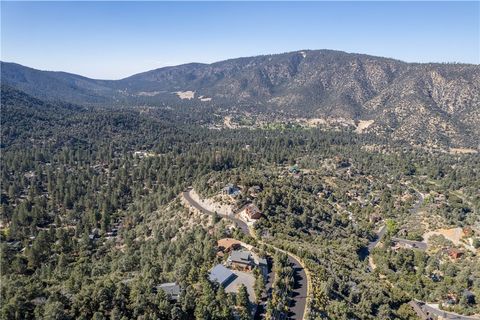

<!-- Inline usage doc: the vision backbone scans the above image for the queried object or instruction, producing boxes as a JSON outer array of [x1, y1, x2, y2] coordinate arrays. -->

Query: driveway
[[225, 270, 256, 302]]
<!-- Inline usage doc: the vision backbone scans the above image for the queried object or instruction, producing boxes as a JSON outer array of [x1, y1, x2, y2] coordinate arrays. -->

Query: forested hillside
[[1, 85, 479, 319]]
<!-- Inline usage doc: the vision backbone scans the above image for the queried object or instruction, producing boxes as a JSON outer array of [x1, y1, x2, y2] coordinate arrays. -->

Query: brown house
[[447, 248, 464, 260], [246, 204, 262, 220]]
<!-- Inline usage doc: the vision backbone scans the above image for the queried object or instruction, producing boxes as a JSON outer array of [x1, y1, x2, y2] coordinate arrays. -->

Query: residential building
[[222, 183, 241, 197], [156, 282, 181, 301], [447, 248, 464, 260], [408, 301, 433, 320], [248, 185, 261, 197], [228, 250, 254, 271], [209, 264, 236, 286], [245, 204, 262, 220]]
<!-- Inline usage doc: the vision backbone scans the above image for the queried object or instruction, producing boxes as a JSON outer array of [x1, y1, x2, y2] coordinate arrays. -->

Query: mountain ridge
[[1, 49, 479, 148]]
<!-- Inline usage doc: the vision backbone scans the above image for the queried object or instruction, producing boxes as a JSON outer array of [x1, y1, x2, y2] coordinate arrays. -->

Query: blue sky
[[1, 1, 479, 79]]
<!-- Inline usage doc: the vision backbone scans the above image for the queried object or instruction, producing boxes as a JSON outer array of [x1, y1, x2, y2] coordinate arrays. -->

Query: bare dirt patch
[[175, 91, 195, 100], [449, 148, 478, 154], [424, 227, 465, 245], [187, 189, 234, 216], [137, 91, 161, 96], [355, 120, 375, 134], [198, 95, 212, 102]]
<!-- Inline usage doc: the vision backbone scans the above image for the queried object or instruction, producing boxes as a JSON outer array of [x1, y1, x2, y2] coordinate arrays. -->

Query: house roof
[[247, 204, 260, 212], [229, 250, 252, 263], [209, 264, 235, 285], [448, 248, 463, 254], [255, 256, 268, 266], [157, 282, 181, 297]]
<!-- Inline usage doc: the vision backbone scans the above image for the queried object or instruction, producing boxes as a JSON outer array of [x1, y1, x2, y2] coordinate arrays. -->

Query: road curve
[[182, 189, 308, 320], [283, 252, 308, 320]]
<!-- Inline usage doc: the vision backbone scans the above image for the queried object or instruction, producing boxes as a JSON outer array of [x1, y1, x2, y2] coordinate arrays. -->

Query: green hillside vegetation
[[1, 86, 479, 319]]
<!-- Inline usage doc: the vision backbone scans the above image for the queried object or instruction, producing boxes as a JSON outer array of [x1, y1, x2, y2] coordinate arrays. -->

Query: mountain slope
[[1, 62, 117, 104], [1, 50, 479, 148]]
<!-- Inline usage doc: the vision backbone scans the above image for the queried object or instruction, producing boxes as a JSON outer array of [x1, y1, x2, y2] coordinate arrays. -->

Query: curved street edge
[[181, 189, 310, 320]]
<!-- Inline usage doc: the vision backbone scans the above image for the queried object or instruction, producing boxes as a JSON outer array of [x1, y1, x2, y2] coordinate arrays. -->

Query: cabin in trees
[[248, 185, 262, 197], [447, 248, 464, 260], [156, 282, 181, 301], [228, 250, 254, 271], [407, 301, 433, 320], [227, 249, 268, 272], [222, 183, 241, 197], [245, 204, 262, 220]]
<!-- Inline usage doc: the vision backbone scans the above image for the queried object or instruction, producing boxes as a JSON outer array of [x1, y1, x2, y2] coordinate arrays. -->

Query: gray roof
[[229, 250, 252, 263], [209, 264, 235, 285], [157, 282, 181, 297], [256, 256, 268, 266]]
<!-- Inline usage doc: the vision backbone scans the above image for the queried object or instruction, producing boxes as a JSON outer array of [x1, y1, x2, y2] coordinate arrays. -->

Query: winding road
[[182, 189, 308, 320]]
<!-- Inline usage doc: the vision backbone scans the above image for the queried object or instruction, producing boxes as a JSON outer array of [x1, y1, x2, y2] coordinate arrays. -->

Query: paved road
[[410, 189, 425, 215], [286, 255, 308, 320], [368, 225, 387, 252], [183, 189, 308, 320], [392, 237, 427, 251], [417, 301, 480, 320], [254, 256, 274, 320]]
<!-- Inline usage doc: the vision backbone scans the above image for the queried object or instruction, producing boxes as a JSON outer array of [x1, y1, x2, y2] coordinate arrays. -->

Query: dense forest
[[1, 85, 479, 319]]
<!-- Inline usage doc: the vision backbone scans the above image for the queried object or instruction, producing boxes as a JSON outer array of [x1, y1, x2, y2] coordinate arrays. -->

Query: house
[[444, 293, 458, 305], [429, 273, 442, 282], [447, 248, 464, 260], [31, 297, 47, 306], [228, 250, 254, 271], [463, 290, 475, 304], [245, 204, 262, 220], [156, 282, 181, 301], [217, 238, 242, 253], [248, 185, 261, 197], [89, 228, 100, 240], [222, 184, 241, 197], [369, 214, 381, 224], [288, 165, 299, 173], [209, 264, 236, 286]]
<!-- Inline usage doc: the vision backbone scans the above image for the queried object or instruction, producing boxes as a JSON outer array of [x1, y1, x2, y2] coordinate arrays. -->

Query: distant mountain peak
[[2, 50, 479, 148]]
